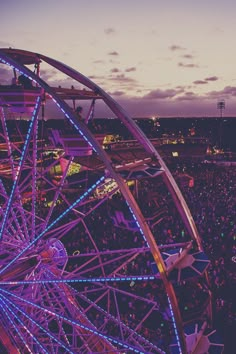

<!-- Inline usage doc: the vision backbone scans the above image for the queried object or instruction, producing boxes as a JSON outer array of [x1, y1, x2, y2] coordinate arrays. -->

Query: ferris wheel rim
[[0, 48, 212, 353]]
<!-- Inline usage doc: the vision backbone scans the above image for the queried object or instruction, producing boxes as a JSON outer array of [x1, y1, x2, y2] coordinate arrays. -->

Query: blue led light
[[0, 110, 29, 241], [0, 275, 155, 286], [77, 286, 165, 353], [31, 116, 38, 241], [0, 179, 17, 239], [52, 99, 96, 150], [0, 55, 99, 155], [125, 201, 148, 244], [0, 57, 38, 85], [0, 293, 73, 353], [0, 97, 41, 241], [0, 295, 47, 354], [167, 295, 182, 353], [0, 287, 146, 353]]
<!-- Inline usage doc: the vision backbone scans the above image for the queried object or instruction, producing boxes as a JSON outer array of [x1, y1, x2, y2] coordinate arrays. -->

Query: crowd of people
[[1, 114, 235, 353], [171, 162, 235, 350], [59, 160, 235, 352]]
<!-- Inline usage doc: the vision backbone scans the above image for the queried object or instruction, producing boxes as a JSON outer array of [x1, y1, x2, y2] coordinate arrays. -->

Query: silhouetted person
[[76, 105, 83, 120], [18, 74, 33, 89]]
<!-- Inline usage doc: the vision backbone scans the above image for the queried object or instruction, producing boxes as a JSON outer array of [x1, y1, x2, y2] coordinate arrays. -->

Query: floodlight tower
[[217, 99, 225, 118], [217, 99, 225, 148]]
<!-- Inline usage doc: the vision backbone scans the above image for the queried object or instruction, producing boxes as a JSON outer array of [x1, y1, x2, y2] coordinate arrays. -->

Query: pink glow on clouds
[[1, 0, 236, 117]]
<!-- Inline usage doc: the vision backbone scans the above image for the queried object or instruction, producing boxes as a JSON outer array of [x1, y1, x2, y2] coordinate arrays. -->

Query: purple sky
[[1, 0, 236, 117]]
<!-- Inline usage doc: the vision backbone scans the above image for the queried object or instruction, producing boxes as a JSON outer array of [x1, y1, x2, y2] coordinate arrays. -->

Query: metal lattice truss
[[0, 48, 212, 354]]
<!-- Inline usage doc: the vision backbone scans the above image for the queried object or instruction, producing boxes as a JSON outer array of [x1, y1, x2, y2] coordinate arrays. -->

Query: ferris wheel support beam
[[0, 175, 105, 277], [0, 296, 47, 354], [76, 288, 163, 353], [31, 110, 38, 241], [0, 287, 152, 354], [0, 323, 19, 354], [0, 293, 74, 354], [41, 156, 73, 233], [0, 96, 42, 241], [0, 48, 191, 353], [40, 53, 202, 251], [0, 51, 170, 282], [0, 108, 30, 242], [0, 179, 24, 241]]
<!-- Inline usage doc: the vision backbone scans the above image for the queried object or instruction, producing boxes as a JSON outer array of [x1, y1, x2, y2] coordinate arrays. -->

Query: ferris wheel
[[0, 48, 222, 354]]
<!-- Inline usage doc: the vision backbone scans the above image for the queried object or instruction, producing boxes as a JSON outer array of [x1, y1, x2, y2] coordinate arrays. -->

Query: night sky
[[1, 0, 236, 117]]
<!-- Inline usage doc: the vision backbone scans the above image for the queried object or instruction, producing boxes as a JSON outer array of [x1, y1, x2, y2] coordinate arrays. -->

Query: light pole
[[217, 99, 225, 148]]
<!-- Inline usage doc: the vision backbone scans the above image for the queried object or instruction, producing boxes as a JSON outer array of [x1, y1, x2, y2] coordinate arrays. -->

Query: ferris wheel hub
[[39, 239, 68, 268]]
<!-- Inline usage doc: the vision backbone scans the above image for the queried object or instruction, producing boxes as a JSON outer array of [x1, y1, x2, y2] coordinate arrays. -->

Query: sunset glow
[[1, 0, 236, 117]]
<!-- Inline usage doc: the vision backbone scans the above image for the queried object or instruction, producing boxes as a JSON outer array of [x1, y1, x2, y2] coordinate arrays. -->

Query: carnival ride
[[0, 48, 223, 353]]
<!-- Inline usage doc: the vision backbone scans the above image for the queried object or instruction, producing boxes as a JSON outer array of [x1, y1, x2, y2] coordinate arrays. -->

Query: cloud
[[125, 67, 136, 73], [88, 75, 104, 80], [40, 68, 58, 82], [109, 74, 137, 84], [191, 76, 218, 86], [109, 90, 126, 97], [176, 86, 236, 102], [104, 28, 115, 35], [143, 88, 183, 100], [182, 54, 194, 59], [176, 92, 199, 101], [110, 68, 120, 73], [108, 51, 119, 56], [0, 66, 11, 84], [169, 45, 186, 51], [207, 86, 236, 99], [221, 86, 236, 96], [205, 76, 218, 82], [93, 59, 105, 64], [98, 85, 236, 117], [178, 62, 199, 68], [193, 80, 208, 85]]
